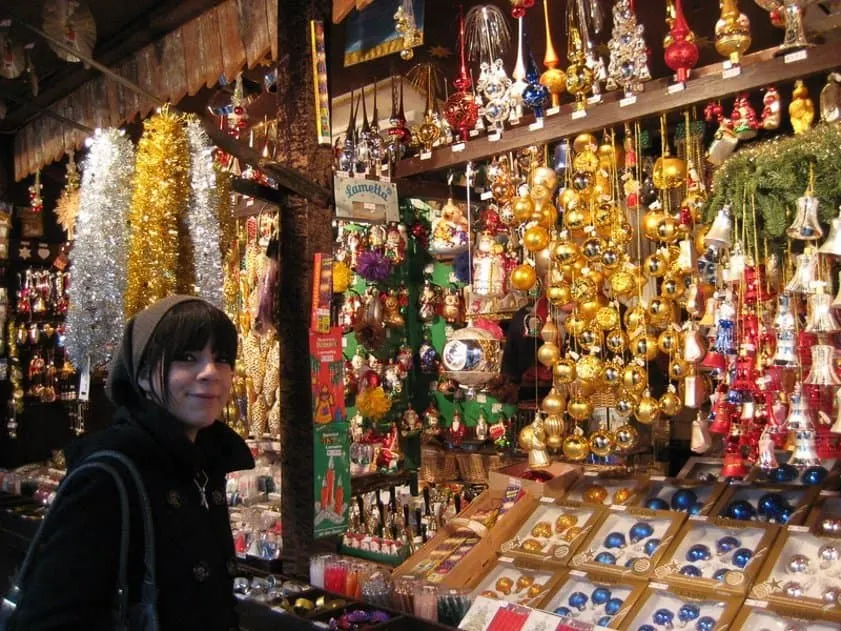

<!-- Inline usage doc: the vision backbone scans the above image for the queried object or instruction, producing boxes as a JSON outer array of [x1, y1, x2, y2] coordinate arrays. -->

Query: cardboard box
[[675, 457, 727, 482], [711, 483, 819, 526], [498, 498, 607, 567], [617, 584, 742, 631], [541, 569, 647, 629], [747, 453, 841, 490], [804, 490, 841, 535], [730, 601, 841, 629], [653, 516, 780, 595], [465, 556, 566, 611], [562, 471, 646, 507], [488, 461, 581, 499], [632, 476, 727, 516], [750, 526, 841, 614], [568, 506, 686, 580]]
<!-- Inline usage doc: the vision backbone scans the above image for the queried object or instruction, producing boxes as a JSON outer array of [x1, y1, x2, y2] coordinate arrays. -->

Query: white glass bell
[[704, 204, 733, 249], [789, 429, 821, 469], [757, 427, 778, 470], [690, 413, 712, 454], [805, 283, 840, 333], [819, 207, 841, 256], [804, 344, 841, 385], [786, 193, 824, 241], [683, 322, 706, 363], [785, 384, 813, 432], [785, 248, 818, 294]]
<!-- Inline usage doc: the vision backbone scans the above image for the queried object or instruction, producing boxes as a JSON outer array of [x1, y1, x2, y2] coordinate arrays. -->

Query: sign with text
[[333, 175, 399, 223]]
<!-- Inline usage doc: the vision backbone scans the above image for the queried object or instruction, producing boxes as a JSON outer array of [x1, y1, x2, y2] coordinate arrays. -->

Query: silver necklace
[[193, 470, 210, 510]]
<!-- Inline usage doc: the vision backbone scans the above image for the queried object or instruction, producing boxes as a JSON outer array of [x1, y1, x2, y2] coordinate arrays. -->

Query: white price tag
[[469, 129, 480, 138], [363, 202, 377, 210], [448, 272, 458, 283], [492, 403, 502, 413], [650, 476, 666, 481], [452, 142, 466, 153], [619, 95, 637, 107], [540, 496, 555, 504], [689, 515, 708, 522], [480, 190, 494, 201], [571, 109, 587, 120], [788, 525, 809, 533], [476, 393, 488, 403], [445, 325, 455, 337], [649, 582, 669, 591], [546, 106, 560, 116], [667, 82, 686, 94], [509, 117, 520, 126], [723, 66, 742, 79], [612, 505, 628, 511], [570, 570, 587, 578], [722, 60, 733, 70], [529, 119, 544, 131], [587, 95, 602, 105], [488, 131, 501, 142], [745, 599, 768, 608], [784, 50, 808, 64], [341, 336, 348, 348], [499, 556, 515, 564], [420, 151, 432, 160], [78, 355, 91, 402]]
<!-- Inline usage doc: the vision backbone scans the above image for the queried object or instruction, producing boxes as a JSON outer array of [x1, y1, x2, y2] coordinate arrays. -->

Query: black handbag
[[0, 450, 160, 631]]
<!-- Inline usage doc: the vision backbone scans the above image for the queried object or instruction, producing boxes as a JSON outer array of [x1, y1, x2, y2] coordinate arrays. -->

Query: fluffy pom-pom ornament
[[356, 250, 392, 283], [355, 385, 392, 420], [333, 261, 353, 294]]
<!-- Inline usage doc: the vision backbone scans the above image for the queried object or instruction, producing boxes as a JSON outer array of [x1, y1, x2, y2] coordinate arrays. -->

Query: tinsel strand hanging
[[124, 107, 191, 317], [216, 169, 238, 320], [65, 129, 135, 368], [185, 117, 225, 308]]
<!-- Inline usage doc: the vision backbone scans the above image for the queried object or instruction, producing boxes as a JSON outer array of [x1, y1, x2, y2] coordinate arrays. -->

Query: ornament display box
[[456, 595, 569, 631], [487, 460, 580, 500], [498, 498, 608, 567], [562, 470, 645, 507], [675, 458, 726, 483], [749, 526, 841, 615], [804, 491, 841, 535], [730, 602, 841, 630], [568, 506, 686, 580], [616, 584, 742, 631], [393, 488, 538, 588], [747, 454, 841, 490], [465, 556, 566, 611], [541, 569, 647, 629], [652, 516, 779, 595], [711, 483, 820, 526], [632, 476, 727, 516]]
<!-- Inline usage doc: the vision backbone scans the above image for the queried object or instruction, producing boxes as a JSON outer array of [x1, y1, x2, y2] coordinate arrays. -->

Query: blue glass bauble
[[591, 587, 611, 605], [569, 591, 588, 610], [629, 522, 654, 543], [697, 616, 716, 631], [777, 505, 794, 525], [554, 606, 572, 617], [757, 493, 785, 518], [687, 544, 712, 563], [680, 564, 703, 577], [597, 616, 612, 627], [638, 626, 656, 631], [646, 497, 670, 511], [725, 500, 756, 521], [802, 466, 828, 486], [671, 489, 698, 512], [732, 548, 753, 568], [644, 538, 661, 556], [605, 598, 623, 615], [654, 609, 674, 626], [688, 502, 704, 516], [596, 551, 617, 565], [605, 532, 627, 549], [716, 536, 740, 555], [679, 604, 701, 622], [770, 464, 798, 483], [713, 568, 729, 582]]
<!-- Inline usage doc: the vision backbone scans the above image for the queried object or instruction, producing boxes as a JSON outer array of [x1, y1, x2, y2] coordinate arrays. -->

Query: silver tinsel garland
[[186, 118, 224, 308], [65, 129, 135, 368]]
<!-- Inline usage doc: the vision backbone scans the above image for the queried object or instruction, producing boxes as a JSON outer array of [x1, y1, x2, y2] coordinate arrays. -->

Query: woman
[[11, 296, 255, 630]]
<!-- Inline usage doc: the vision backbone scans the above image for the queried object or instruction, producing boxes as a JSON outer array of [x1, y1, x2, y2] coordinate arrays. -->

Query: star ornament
[[18, 244, 31, 260], [428, 44, 452, 58]]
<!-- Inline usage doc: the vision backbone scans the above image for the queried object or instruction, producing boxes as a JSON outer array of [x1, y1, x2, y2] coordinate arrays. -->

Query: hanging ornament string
[[124, 106, 191, 317], [65, 129, 135, 368]]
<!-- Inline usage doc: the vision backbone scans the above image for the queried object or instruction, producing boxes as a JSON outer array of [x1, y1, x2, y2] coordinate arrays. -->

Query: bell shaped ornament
[[724, 241, 746, 283], [704, 204, 733, 250], [684, 374, 706, 409], [819, 207, 841, 256], [699, 297, 717, 327], [831, 390, 841, 434], [691, 413, 712, 454], [789, 429, 821, 469], [785, 384, 813, 432], [757, 427, 779, 470], [804, 344, 841, 385], [805, 284, 840, 333], [773, 294, 798, 367], [721, 424, 749, 479], [785, 249, 818, 294], [682, 322, 706, 363], [709, 394, 733, 435], [786, 193, 824, 241]]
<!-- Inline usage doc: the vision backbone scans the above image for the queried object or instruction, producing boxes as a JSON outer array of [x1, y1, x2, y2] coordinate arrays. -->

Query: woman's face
[[142, 342, 233, 439]]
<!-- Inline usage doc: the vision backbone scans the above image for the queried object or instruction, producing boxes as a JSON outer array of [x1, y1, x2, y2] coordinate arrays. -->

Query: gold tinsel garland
[[54, 152, 80, 241], [217, 169, 240, 320], [124, 107, 191, 317]]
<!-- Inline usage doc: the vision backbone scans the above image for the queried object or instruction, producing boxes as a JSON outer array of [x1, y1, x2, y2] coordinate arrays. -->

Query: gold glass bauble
[[612, 222, 634, 244], [544, 413, 565, 440], [519, 424, 535, 450], [539, 204, 558, 229], [653, 156, 687, 190], [564, 207, 588, 232], [581, 236, 604, 261], [605, 329, 627, 353], [613, 488, 633, 504], [570, 379, 596, 398], [589, 428, 615, 457], [562, 526, 583, 542], [567, 397, 594, 421], [547, 434, 564, 451], [563, 431, 590, 461], [657, 330, 679, 354], [547, 283, 572, 306], [573, 148, 599, 173], [530, 183, 552, 205], [531, 166, 558, 192], [537, 342, 561, 368], [601, 360, 622, 390], [583, 485, 608, 504], [553, 358, 576, 383], [585, 268, 604, 289], [694, 227, 708, 255], [624, 305, 647, 332], [644, 252, 668, 278], [609, 269, 637, 298], [516, 574, 534, 591], [492, 181, 515, 204], [621, 364, 648, 393], [511, 264, 537, 291], [635, 393, 661, 425], [642, 210, 666, 241], [656, 216, 679, 243], [578, 299, 601, 322], [541, 318, 559, 343], [614, 423, 639, 452], [558, 187, 580, 211], [531, 521, 553, 538], [578, 326, 602, 351], [575, 355, 603, 383], [714, 0, 751, 64], [541, 388, 566, 415], [555, 514, 578, 533], [520, 539, 543, 553], [553, 240, 579, 264], [513, 195, 535, 224], [633, 333, 659, 361], [573, 133, 598, 154], [661, 275, 686, 300], [496, 576, 514, 594], [600, 245, 622, 270], [615, 392, 637, 418], [524, 225, 551, 252], [597, 142, 618, 170], [648, 297, 674, 327], [571, 277, 597, 303], [659, 390, 683, 416], [571, 171, 594, 195], [595, 305, 620, 330], [565, 313, 586, 337], [669, 359, 690, 381]]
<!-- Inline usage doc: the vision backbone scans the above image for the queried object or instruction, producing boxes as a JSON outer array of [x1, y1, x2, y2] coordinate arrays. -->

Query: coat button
[[192, 561, 210, 582], [166, 490, 182, 508], [212, 489, 226, 506]]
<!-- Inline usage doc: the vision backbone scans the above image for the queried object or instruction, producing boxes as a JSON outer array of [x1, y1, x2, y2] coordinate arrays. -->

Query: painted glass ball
[[732, 548, 753, 568], [645, 497, 670, 511], [725, 500, 757, 521], [696, 616, 716, 631], [605, 598, 623, 615], [679, 604, 701, 622], [554, 606, 572, 617], [653, 609, 674, 626], [604, 532, 627, 549], [595, 551, 617, 565], [680, 565, 702, 577], [591, 587, 611, 605], [629, 522, 654, 543], [568, 591, 588, 610], [686, 544, 712, 563], [716, 536, 740, 555], [671, 489, 699, 511], [644, 538, 661, 556]]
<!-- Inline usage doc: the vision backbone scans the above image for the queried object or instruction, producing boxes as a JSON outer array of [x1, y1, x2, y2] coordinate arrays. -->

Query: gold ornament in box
[[583, 485, 609, 504]]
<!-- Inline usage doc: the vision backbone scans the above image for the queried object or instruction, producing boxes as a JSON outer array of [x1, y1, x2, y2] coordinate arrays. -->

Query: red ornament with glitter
[[663, 0, 699, 83], [444, 7, 479, 142]]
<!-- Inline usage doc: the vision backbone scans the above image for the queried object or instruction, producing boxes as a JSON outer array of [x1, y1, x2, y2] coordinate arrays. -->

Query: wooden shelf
[[395, 42, 841, 179]]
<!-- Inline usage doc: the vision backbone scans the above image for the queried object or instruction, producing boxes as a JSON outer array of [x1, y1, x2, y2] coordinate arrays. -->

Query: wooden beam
[[395, 42, 841, 179]]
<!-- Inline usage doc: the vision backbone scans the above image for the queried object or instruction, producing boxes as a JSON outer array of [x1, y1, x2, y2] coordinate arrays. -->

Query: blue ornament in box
[[725, 500, 756, 521], [654, 609, 674, 626], [757, 493, 786, 518], [713, 568, 729, 582], [596, 551, 617, 565], [777, 504, 794, 524], [716, 536, 740, 555], [770, 464, 798, 483], [605, 598, 624, 615], [687, 543, 712, 562], [591, 587, 611, 605], [681, 564, 703, 577], [679, 604, 701, 622], [688, 501, 704, 516], [802, 466, 828, 485], [629, 522, 654, 543], [645, 497, 670, 511], [644, 538, 661, 556], [597, 616, 613, 627], [605, 532, 627, 549], [568, 591, 588, 610], [554, 606, 572, 617], [732, 547, 753, 568], [638, 626, 656, 631], [671, 489, 699, 511], [697, 616, 716, 631]]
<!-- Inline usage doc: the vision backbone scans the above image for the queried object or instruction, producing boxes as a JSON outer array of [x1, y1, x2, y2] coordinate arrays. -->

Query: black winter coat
[[10, 399, 255, 631]]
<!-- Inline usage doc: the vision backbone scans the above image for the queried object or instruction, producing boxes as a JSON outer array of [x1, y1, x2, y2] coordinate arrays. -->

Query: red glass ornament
[[710, 390, 733, 435], [663, 0, 699, 83], [362, 370, 381, 388], [744, 265, 774, 304], [444, 8, 479, 142], [721, 423, 749, 478], [233, 106, 245, 116]]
